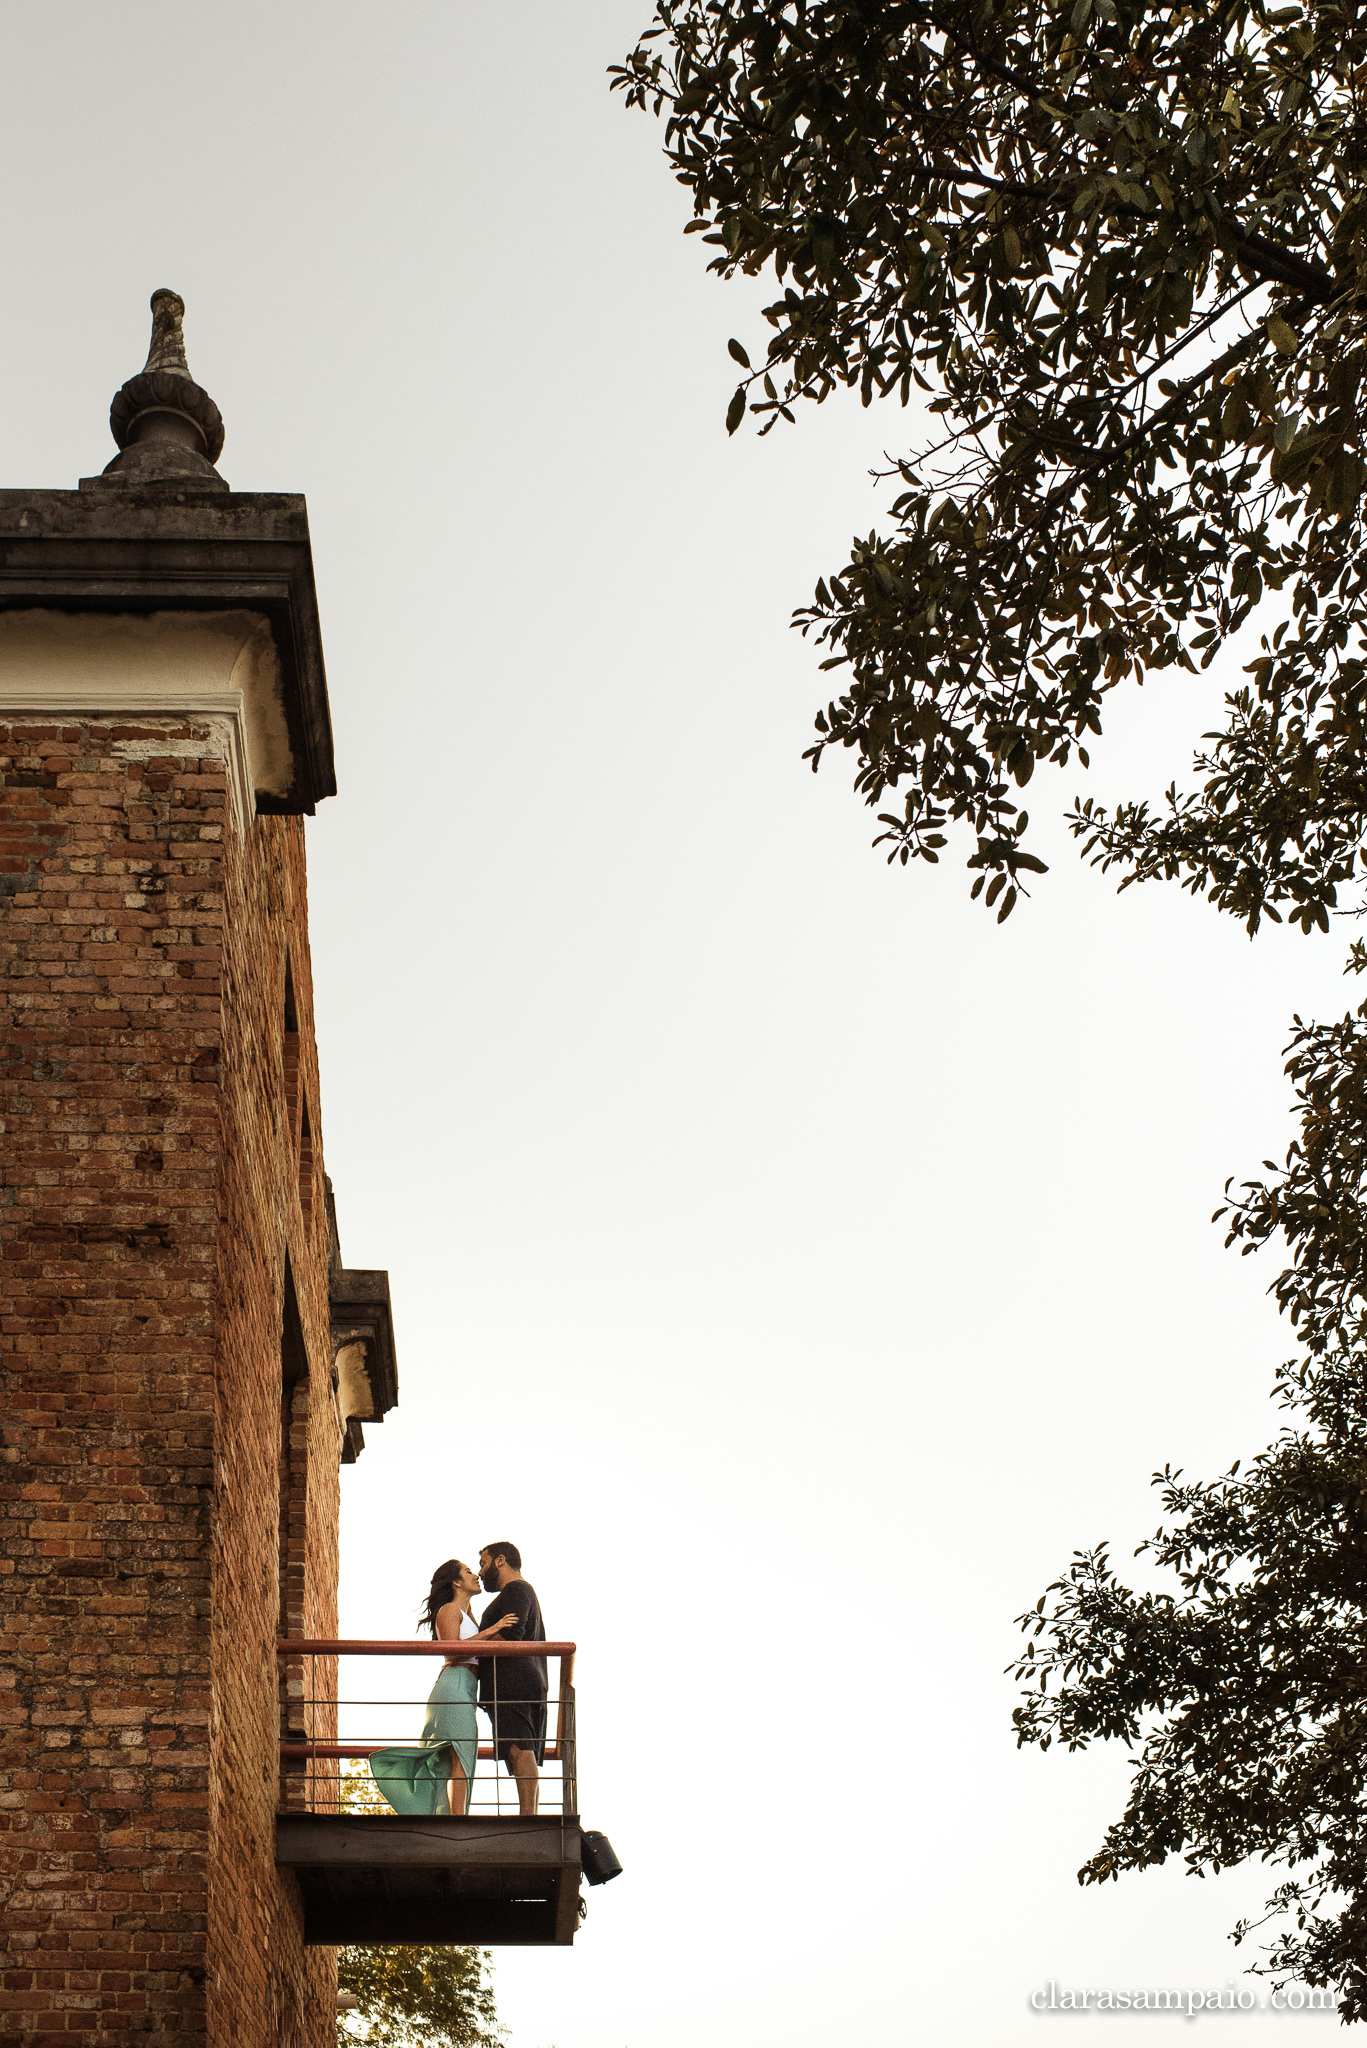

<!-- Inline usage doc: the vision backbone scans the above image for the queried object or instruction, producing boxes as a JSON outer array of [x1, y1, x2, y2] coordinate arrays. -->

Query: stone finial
[[97, 289, 227, 490], [142, 289, 193, 378]]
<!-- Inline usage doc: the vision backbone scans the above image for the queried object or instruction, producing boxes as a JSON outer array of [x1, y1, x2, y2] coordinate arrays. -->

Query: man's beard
[[480, 1565, 500, 1592]]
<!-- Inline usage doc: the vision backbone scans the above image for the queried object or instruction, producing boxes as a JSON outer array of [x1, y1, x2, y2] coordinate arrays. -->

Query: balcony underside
[[275, 1813, 582, 1946]]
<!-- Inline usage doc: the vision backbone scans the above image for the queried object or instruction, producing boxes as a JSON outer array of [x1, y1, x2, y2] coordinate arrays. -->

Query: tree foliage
[[337, 1944, 503, 2048], [612, 0, 1367, 928], [610, 0, 1367, 2004], [1011, 972, 1367, 2012]]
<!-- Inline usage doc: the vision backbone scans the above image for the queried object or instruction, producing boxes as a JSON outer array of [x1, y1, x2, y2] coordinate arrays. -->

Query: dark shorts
[[485, 1695, 547, 1771]]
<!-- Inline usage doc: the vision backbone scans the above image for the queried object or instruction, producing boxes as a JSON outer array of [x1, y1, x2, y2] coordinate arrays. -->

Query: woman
[[367, 1559, 517, 1817]]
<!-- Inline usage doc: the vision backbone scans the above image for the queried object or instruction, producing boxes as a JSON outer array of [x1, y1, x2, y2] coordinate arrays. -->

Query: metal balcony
[[274, 1638, 582, 1945]]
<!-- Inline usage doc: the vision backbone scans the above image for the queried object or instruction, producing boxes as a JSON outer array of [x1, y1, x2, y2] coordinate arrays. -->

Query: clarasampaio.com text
[[1031, 1981, 1337, 2016]]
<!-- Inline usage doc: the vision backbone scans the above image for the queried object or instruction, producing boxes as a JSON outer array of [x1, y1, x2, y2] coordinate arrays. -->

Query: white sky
[[1, 3, 1349, 2039]]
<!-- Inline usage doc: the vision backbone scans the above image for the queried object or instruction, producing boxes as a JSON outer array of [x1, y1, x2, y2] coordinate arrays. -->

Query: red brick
[[2, 719, 340, 2047]]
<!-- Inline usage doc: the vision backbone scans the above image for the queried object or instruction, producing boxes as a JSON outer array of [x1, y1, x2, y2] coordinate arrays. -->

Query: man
[[477, 1543, 547, 1817]]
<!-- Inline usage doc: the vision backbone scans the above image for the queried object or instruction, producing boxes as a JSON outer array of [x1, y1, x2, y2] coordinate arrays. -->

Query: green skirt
[[368, 1662, 477, 1816]]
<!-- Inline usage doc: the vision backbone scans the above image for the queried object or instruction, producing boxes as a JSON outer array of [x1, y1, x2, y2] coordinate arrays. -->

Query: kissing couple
[[368, 1542, 548, 1818]]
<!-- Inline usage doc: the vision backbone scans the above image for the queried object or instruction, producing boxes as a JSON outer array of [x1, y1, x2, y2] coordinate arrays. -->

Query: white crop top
[[447, 1609, 479, 1669]]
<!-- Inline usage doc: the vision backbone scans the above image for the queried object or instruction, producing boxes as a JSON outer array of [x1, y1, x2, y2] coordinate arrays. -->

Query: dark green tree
[[612, 0, 1367, 928], [1011, 974, 1367, 2014], [613, 0, 1367, 2006], [337, 1943, 503, 2048]]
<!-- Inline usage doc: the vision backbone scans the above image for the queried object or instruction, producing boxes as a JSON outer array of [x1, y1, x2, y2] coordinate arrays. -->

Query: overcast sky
[[1, 3, 1350, 2040]]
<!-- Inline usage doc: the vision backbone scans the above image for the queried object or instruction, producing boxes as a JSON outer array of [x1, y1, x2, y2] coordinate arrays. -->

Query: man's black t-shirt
[[477, 1580, 547, 1705]]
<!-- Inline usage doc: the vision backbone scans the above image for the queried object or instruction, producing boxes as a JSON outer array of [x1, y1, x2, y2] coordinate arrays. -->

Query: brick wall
[[0, 714, 340, 2048]]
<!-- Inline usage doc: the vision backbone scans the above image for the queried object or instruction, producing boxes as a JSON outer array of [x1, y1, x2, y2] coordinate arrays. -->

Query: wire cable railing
[[276, 1638, 578, 1819]]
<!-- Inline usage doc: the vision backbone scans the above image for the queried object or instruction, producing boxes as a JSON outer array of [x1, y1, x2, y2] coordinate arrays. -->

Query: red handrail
[[282, 1743, 524, 1761], [276, 1639, 575, 1657]]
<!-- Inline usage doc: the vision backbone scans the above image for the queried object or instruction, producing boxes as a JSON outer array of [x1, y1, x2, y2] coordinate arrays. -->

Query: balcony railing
[[276, 1637, 578, 1816], [273, 1638, 583, 1945]]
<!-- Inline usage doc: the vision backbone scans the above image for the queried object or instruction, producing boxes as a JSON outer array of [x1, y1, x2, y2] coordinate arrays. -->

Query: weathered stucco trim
[[0, 608, 297, 833], [334, 1341, 374, 1425]]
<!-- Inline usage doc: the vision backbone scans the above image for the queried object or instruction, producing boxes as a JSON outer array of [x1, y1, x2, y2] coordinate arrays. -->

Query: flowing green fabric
[[368, 1662, 477, 1816]]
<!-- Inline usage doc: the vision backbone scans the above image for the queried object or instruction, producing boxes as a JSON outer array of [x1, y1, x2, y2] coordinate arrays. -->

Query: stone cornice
[[0, 491, 335, 812]]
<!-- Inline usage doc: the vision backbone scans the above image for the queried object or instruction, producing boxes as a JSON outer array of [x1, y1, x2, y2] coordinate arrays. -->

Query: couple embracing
[[368, 1542, 547, 1818]]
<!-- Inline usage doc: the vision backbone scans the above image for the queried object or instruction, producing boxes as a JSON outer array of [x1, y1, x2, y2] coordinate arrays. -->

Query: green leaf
[[725, 385, 746, 436], [728, 337, 751, 368]]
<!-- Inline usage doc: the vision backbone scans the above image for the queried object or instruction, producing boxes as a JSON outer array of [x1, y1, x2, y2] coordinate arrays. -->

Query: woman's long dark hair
[[420, 1559, 467, 1638]]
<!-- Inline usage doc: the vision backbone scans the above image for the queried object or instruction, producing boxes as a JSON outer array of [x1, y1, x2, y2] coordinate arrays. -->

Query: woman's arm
[[432, 1600, 517, 1648], [470, 1613, 518, 1642]]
